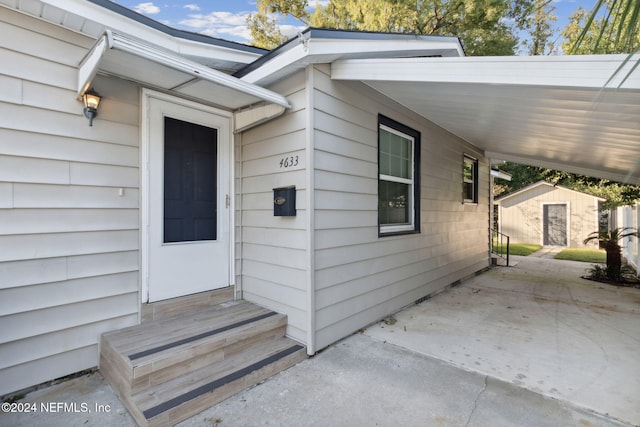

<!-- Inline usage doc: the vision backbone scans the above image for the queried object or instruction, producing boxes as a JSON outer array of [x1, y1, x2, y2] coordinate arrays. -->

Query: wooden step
[[131, 337, 306, 426], [100, 300, 306, 426], [101, 301, 287, 395]]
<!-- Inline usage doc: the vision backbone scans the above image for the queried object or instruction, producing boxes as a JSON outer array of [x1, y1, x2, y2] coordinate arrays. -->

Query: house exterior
[[0, 1, 490, 397], [495, 181, 605, 247]]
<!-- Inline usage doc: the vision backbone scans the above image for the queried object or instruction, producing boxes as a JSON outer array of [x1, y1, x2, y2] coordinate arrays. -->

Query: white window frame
[[463, 155, 478, 204], [378, 120, 419, 235]]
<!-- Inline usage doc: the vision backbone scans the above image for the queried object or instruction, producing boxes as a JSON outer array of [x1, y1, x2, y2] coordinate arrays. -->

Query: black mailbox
[[273, 186, 296, 216]]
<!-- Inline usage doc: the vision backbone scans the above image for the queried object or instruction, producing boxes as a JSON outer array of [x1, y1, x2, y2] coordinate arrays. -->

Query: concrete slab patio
[[1, 255, 637, 427], [366, 255, 640, 425]]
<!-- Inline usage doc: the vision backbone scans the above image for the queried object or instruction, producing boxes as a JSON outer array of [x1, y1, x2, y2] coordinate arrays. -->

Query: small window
[[378, 115, 420, 235], [463, 155, 478, 203]]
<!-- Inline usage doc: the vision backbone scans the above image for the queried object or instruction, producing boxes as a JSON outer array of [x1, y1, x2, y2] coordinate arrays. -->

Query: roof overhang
[[238, 28, 464, 86], [78, 30, 290, 118], [495, 180, 607, 203], [0, 0, 265, 73], [331, 55, 640, 185]]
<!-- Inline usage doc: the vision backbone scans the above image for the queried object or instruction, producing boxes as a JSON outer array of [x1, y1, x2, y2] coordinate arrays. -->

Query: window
[[378, 115, 420, 235], [463, 155, 478, 203]]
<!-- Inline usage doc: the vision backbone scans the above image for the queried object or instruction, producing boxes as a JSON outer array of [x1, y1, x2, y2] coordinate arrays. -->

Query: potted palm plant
[[583, 227, 640, 281]]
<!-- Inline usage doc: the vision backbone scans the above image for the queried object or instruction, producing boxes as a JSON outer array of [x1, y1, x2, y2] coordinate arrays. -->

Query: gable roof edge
[[495, 181, 607, 203]]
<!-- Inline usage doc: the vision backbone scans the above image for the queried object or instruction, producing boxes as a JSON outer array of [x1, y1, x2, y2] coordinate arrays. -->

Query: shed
[[495, 181, 605, 247]]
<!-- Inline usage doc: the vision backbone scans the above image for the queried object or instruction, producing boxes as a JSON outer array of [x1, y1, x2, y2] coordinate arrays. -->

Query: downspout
[[305, 65, 316, 355]]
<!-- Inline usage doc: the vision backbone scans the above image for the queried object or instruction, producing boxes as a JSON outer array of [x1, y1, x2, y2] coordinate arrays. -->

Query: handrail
[[490, 228, 510, 267]]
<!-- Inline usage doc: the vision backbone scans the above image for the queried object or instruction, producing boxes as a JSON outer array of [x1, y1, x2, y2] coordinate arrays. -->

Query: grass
[[555, 248, 606, 263], [493, 242, 542, 256]]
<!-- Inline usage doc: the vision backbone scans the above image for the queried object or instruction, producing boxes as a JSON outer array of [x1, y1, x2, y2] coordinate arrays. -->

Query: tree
[[246, 0, 309, 48], [521, 0, 557, 55], [583, 228, 640, 280], [493, 162, 640, 210], [564, 0, 640, 54], [247, 0, 535, 56]]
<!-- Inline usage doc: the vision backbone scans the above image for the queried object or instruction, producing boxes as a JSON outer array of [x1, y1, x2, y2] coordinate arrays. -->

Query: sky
[[111, 0, 597, 51]]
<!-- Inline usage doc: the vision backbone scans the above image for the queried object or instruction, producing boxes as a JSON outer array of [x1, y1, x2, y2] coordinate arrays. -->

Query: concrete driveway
[[365, 255, 640, 425], [2, 255, 637, 427]]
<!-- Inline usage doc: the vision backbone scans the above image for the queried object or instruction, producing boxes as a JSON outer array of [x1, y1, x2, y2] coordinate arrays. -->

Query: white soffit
[[332, 55, 640, 185], [78, 30, 290, 111]]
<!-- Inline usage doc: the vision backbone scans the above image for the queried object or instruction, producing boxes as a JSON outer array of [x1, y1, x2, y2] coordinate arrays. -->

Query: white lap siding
[[0, 9, 139, 395], [239, 71, 309, 343], [311, 65, 489, 350]]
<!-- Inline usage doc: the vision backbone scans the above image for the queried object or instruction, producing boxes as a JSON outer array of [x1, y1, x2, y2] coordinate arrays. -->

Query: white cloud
[[279, 24, 306, 39], [180, 11, 252, 41], [134, 2, 160, 15], [184, 4, 200, 12], [178, 10, 306, 44]]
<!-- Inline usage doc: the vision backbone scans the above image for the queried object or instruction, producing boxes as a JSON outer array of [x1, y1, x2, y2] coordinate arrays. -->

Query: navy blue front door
[[163, 117, 217, 243]]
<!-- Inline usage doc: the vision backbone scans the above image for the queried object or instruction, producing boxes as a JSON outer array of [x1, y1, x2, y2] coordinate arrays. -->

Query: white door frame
[[140, 89, 235, 303]]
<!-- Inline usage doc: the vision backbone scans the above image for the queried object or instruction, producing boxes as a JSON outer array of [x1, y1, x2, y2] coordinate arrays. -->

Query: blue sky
[[112, 0, 596, 50]]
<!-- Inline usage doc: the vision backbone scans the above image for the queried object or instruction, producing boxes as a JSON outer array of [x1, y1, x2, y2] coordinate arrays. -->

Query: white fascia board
[[332, 55, 640, 89], [308, 36, 464, 58], [77, 30, 110, 98], [40, 0, 261, 66], [487, 151, 640, 186], [234, 103, 287, 133], [491, 169, 512, 181], [78, 31, 291, 109], [241, 35, 464, 86], [241, 43, 309, 85]]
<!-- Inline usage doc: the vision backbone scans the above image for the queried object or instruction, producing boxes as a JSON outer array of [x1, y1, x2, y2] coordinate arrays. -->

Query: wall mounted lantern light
[[82, 89, 101, 126]]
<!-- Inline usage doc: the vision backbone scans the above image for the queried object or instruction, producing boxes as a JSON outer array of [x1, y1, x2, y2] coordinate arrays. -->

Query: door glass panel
[[164, 117, 217, 243]]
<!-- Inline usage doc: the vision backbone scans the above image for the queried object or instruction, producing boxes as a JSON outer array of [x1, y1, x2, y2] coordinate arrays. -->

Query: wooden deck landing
[[100, 300, 306, 426]]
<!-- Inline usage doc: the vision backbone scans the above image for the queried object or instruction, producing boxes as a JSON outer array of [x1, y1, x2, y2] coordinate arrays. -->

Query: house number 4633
[[280, 155, 299, 168]]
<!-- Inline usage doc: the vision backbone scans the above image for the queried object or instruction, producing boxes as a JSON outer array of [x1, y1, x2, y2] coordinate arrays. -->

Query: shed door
[[147, 95, 231, 302], [543, 204, 567, 246]]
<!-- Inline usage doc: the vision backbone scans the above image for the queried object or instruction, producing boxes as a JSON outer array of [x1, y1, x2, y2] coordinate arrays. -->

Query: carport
[[332, 54, 640, 185], [331, 55, 640, 424], [333, 55, 640, 425], [365, 254, 640, 425]]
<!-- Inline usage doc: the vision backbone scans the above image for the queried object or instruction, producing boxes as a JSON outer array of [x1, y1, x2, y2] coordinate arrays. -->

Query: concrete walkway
[[1, 256, 638, 427], [366, 255, 640, 426], [528, 246, 563, 259]]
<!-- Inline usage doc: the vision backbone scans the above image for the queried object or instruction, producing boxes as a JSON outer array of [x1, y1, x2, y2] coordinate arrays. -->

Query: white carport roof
[[332, 55, 640, 185]]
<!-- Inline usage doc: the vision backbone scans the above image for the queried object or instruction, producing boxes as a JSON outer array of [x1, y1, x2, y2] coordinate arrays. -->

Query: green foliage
[[247, 0, 541, 55], [554, 248, 606, 263], [520, 0, 557, 55], [564, 0, 640, 54], [494, 162, 640, 210], [493, 242, 542, 255], [246, 0, 309, 49], [587, 264, 609, 281], [583, 227, 640, 246], [583, 227, 640, 280]]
